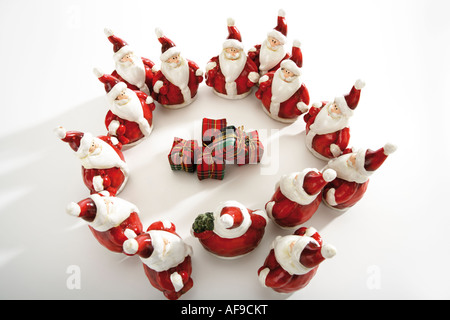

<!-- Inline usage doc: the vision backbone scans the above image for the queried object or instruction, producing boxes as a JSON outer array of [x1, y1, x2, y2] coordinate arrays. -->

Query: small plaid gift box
[[202, 118, 227, 146], [197, 146, 226, 180], [234, 128, 264, 166], [168, 137, 200, 173]]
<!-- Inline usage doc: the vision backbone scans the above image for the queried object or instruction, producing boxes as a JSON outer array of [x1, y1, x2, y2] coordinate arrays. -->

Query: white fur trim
[[195, 68, 203, 77], [155, 27, 164, 38], [297, 101, 308, 113], [325, 188, 338, 206], [104, 27, 114, 37], [113, 46, 133, 63], [153, 80, 164, 93], [383, 143, 397, 155], [267, 30, 287, 44], [170, 272, 184, 292], [258, 267, 270, 287], [220, 214, 234, 229], [278, 8, 286, 17], [76, 132, 94, 158], [227, 17, 235, 26], [93, 175, 104, 192], [123, 238, 138, 255], [160, 47, 180, 62], [66, 202, 81, 217], [312, 102, 322, 108], [223, 39, 244, 50], [322, 168, 337, 182], [93, 67, 104, 78], [280, 59, 301, 76], [54, 126, 66, 139], [334, 96, 353, 117], [321, 244, 337, 259], [279, 169, 321, 205], [354, 79, 366, 90], [106, 82, 127, 101], [213, 200, 251, 239], [274, 235, 319, 275], [292, 39, 301, 48], [248, 47, 257, 52]]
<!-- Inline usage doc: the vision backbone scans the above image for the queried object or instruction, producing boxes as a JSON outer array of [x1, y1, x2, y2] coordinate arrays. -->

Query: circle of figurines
[[55, 9, 396, 300]]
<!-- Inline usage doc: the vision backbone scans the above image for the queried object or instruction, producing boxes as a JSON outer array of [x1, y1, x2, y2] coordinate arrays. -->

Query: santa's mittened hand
[[326, 188, 338, 206], [248, 72, 260, 83], [330, 144, 342, 157], [205, 61, 217, 72], [297, 101, 309, 113]]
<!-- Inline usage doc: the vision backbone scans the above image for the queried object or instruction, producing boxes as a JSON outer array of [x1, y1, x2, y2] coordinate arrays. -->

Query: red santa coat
[[152, 59, 203, 108], [105, 90, 156, 146], [66, 192, 143, 253], [123, 221, 194, 300], [256, 71, 310, 123], [304, 102, 351, 160], [205, 55, 259, 98], [258, 227, 336, 293], [322, 178, 369, 211], [248, 44, 290, 75], [192, 201, 268, 258], [111, 57, 155, 94]]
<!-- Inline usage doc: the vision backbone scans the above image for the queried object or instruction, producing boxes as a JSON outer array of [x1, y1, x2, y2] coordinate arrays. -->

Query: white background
[[1, 0, 449, 300]]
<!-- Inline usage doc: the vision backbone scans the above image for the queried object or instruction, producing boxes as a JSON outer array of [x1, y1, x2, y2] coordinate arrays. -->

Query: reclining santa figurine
[[66, 191, 143, 253], [54, 127, 129, 196], [266, 168, 337, 229], [258, 226, 336, 293], [322, 143, 397, 211], [122, 220, 194, 300], [304, 79, 365, 160], [192, 200, 268, 259]]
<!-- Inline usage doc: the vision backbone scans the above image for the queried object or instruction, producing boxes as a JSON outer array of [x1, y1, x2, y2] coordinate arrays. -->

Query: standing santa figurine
[[322, 143, 397, 211], [258, 226, 336, 293], [66, 191, 143, 253], [191, 200, 268, 259], [93, 68, 155, 147], [304, 79, 365, 160], [205, 18, 259, 99], [54, 127, 129, 196], [266, 168, 337, 229], [104, 28, 155, 95], [152, 28, 203, 109], [248, 9, 291, 76], [255, 43, 310, 123], [123, 220, 194, 300]]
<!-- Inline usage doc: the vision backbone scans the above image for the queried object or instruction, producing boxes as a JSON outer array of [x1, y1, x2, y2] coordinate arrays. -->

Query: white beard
[[326, 153, 369, 184], [115, 55, 148, 94], [161, 57, 190, 89], [218, 50, 246, 83], [89, 195, 138, 232], [109, 89, 151, 136], [310, 102, 350, 135], [80, 138, 126, 171], [259, 39, 286, 73], [271, 69, 301, 104]]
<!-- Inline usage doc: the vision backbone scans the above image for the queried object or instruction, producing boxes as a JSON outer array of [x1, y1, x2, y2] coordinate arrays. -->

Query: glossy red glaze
[[323, 178, 369, 210]]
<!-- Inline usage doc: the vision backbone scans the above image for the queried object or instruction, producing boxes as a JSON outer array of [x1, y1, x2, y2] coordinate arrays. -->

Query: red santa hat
[[355, 143, 397, 177], [212, 201, 252, 239], [294, 227, 336, 269], [54, 127, 95, 158], [93, 68, 127, 101], [335, 79, 366, 117], [222, 18, 244, 50], [155, 28, 181, 62], [66, 197, 97, 219], [267, 9, 287, 45], [220, 206, 244, 229], [303, 169, 337, 195], [279, 39, 302, 76], [104, 28, 134, 63]]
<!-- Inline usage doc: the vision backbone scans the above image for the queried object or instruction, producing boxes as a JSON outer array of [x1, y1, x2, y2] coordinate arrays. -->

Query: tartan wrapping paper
[[202, 118, 227, 146], [168, 137, 200, 172], [197, 146, 226, 180], [235, 128, 264, 166], [206, 125, 237, 164]]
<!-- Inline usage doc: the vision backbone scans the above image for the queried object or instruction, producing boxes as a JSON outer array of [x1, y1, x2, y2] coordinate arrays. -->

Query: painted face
[[280, 67, 295, 81], [120, 53, 134, 64], [347, 154, 357, 167], [116, 90, 129, 101], [329, 103, 342, 115], [166, 54, 180, 66], [267, 36, 281, 49], [89, 140, 102, 155], [225, 47, 240, 57]]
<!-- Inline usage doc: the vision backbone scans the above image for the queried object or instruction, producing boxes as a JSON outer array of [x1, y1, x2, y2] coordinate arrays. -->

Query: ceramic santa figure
[[66, 191, 143, 253], [191, 200, 268, 259], [54, 127, 129, 196], [322, 143, 397, 211], [123, 220, 194, 300], [266, 168, 337, 229], [248, 9, 291, 76], [205, 18, 259, 99], [152, 28, 203, 109], [93, 68, 155, 147], [304, 79, 365, 161], [255, 43, 310, 123], [104, 28, 155, 95], [258, 226, 336, 293]]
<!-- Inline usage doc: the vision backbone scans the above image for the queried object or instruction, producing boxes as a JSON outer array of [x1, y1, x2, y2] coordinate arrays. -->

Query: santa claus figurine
[[255, 43, 310, 123], [93, 68, 155, 147], [304, 79, 365, 160], [266, 168, 337, 229], [122, 220, 194, 300], [205, 18, 259, 99], [258, 226, 336, 293], [152, 28, 203, 109], [104, 28, 155, 95], [248, 9, 291, 76], [66, 191, 143, 253], [54, 127, 129, 196], [191, 200, 268, 259], [322, 143, 397, 211]]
